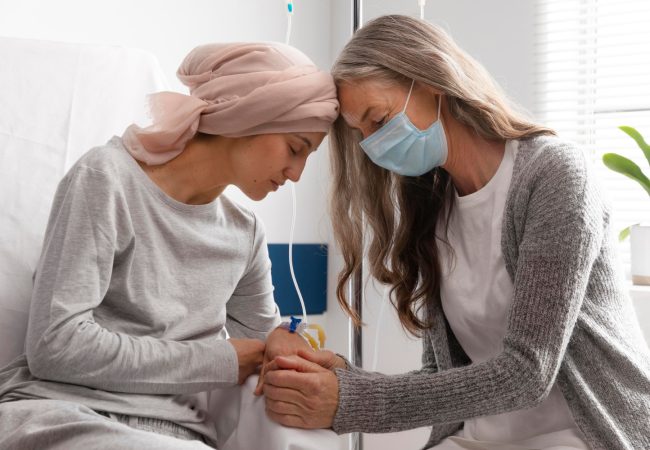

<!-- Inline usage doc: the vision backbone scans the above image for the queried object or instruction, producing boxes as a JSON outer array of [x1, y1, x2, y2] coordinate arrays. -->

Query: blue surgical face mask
[[359, 80, 448, 176]]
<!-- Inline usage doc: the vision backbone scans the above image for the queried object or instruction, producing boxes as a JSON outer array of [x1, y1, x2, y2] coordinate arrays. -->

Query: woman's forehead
[[338, 80, 399, 124]]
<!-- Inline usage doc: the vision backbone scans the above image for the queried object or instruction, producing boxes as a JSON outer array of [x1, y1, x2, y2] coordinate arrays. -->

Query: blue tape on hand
[[289, 316, 302, 333]]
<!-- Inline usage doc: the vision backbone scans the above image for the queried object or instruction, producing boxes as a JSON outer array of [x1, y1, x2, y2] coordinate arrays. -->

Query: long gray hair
[[329, 15, 554, 335]]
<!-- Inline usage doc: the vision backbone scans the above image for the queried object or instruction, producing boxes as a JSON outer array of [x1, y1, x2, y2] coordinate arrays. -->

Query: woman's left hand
[[254, 327, 313, 395], [261, 350, 339, 429]]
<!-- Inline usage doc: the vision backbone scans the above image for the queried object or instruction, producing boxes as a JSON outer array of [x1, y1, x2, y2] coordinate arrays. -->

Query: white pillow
[[0, 37, 168, 367]]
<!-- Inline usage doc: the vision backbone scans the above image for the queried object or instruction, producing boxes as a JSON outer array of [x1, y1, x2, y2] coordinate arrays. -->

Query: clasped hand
[[253, 327, 345, 429]]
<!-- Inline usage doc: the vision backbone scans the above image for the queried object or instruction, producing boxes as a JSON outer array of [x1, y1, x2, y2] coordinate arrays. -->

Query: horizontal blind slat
[[535, 0, 650, 277]]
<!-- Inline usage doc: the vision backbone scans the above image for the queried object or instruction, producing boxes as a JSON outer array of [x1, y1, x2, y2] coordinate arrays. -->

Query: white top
[[436, 140, 589, 449]]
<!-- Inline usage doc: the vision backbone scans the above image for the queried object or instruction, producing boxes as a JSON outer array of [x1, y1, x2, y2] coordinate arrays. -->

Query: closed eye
[[372, 115, 388, 131]]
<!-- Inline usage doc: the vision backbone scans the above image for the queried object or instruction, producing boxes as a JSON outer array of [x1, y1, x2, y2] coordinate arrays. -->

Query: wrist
[[334, 353, 352, 370], [277, 316, 306, 334], [273, 324, 312, 347]]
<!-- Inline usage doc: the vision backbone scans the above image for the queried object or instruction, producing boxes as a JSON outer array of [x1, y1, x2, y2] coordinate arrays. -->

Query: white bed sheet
[[209, 375, 341, 450]]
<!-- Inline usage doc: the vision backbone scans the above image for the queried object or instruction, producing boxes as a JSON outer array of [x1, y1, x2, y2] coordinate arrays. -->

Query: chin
[[245, 190, 270, 201]]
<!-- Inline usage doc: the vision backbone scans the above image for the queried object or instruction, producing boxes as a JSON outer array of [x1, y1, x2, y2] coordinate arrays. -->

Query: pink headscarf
[[123, 42, 339, 165]]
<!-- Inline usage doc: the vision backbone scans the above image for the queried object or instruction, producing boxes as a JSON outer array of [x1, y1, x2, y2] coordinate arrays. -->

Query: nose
[[284, 156, 307, 183]]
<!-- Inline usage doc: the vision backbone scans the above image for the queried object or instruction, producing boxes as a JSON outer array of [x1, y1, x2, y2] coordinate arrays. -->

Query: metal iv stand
[[349, 3, 363, 450]]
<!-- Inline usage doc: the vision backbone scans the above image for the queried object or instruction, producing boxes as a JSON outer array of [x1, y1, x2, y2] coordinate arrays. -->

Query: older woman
[[260, 15, 650, 450], [0, 42, 338, 449]]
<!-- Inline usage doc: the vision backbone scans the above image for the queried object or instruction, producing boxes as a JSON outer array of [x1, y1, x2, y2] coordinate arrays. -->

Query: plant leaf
[[619, 126, 650, 167], [619, 226, 630, 241], [602, 153, 650, 196]]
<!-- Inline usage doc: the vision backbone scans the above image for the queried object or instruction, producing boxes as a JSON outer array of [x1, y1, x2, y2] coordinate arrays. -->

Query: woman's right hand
[[257, 348, 346, 385], [228, 338, 265, 384], [261, 351, 341, 429]]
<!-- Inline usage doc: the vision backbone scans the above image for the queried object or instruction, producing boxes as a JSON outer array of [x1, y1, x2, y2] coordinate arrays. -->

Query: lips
[[271, 179, 285, 190]]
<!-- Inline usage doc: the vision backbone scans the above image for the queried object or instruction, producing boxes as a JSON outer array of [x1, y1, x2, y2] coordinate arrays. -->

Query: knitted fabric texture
[[333, 136, 650, 450]]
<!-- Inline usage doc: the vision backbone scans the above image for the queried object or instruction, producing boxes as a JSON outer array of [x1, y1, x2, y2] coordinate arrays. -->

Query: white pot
[[631, 223, 650, 286]]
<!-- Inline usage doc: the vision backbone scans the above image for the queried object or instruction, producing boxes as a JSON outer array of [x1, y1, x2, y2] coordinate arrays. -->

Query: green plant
[[602, 126, 650, 241]]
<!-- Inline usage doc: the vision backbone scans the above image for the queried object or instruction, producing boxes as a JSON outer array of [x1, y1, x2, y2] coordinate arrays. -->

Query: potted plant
[[603, 126, 650, 285]]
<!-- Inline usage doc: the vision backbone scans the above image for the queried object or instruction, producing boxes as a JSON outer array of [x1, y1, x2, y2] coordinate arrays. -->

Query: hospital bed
[[0, 36, 169, 365], [0, 36, 339, 450]]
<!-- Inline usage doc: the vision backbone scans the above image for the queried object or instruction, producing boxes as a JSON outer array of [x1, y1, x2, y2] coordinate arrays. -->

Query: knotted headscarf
[[123, 42, 339, 165]]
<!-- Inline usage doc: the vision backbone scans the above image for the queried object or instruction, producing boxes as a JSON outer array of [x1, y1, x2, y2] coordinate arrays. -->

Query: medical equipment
[[282, 0, 326, 350], [360, 79, 448, 176], [285, 183, 326, 350], [285, 1, 294, 49], [362, 0, 431, 379], [371, 286, 389, 371], [279, 0, 429, 397], [350, 4, 364, 449]]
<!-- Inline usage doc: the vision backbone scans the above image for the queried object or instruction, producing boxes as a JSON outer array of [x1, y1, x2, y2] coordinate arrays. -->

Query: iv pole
[[348, 4, 363, 450], [348, 2, 426, 448]]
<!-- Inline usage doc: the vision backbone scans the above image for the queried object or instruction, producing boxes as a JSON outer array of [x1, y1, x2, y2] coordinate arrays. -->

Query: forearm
[[26, 317, 239, 394], [332, 351, 544, 434], [226, 310, 281, 340]]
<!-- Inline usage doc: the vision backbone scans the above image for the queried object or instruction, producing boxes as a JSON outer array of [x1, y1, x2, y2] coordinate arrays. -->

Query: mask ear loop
[[403, 79, 415, 113]]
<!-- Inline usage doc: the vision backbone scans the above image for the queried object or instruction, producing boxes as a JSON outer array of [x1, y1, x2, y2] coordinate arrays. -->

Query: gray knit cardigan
[[332, 136, 650, 450]]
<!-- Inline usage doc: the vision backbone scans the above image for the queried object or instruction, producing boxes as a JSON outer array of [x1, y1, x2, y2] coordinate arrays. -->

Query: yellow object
[[301, 323, 326, 350]]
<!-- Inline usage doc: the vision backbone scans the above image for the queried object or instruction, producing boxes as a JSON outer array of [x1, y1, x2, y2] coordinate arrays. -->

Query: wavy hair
[[330, 15, 554, 336]]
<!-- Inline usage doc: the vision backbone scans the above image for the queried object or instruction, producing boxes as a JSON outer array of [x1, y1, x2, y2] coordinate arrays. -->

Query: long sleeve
[[25, 166, 239, 394], [332, 143, 604, 434], [226, 214, 281, 340]]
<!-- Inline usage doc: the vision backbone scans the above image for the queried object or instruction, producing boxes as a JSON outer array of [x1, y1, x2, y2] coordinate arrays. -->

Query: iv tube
[[289, 182, 308, 322], [285, 1, 294, 45], [283, 1, 307, 323]]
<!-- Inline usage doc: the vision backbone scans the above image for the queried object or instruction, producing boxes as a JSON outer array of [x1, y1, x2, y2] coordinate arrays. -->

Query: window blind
[[535, 0, 650, 277]]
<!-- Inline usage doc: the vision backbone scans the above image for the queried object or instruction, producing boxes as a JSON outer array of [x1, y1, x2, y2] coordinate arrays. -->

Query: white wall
[[329, 1, 537, 449]]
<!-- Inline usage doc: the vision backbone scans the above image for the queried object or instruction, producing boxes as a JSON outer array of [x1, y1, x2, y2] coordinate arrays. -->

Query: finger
[[254, 374, 263, 395], [265, 398, 303, 416], [262, 358, 283, 373], [296, 349, 337, 368], [254, 356, 269, 396], [263, 383, 308, 405], [274, 354, 327, 373], [265, 409, 307, 429], [265, 368, 320, 395]]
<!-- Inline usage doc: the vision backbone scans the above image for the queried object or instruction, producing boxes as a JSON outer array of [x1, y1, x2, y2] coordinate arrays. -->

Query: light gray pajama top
[[0, 136, 281, 445]]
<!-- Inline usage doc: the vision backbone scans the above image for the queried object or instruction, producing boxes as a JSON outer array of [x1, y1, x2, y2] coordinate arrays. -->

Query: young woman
[[260, 15, 650, 450], [0, 42, 338, 449]]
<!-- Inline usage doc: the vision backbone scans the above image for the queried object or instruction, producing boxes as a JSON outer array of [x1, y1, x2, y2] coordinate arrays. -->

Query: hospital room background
[[1, 0, 649, 449]]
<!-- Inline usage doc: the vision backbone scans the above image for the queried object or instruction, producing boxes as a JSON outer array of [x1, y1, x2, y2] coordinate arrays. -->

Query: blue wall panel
[[267, 243, 328, 316]]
